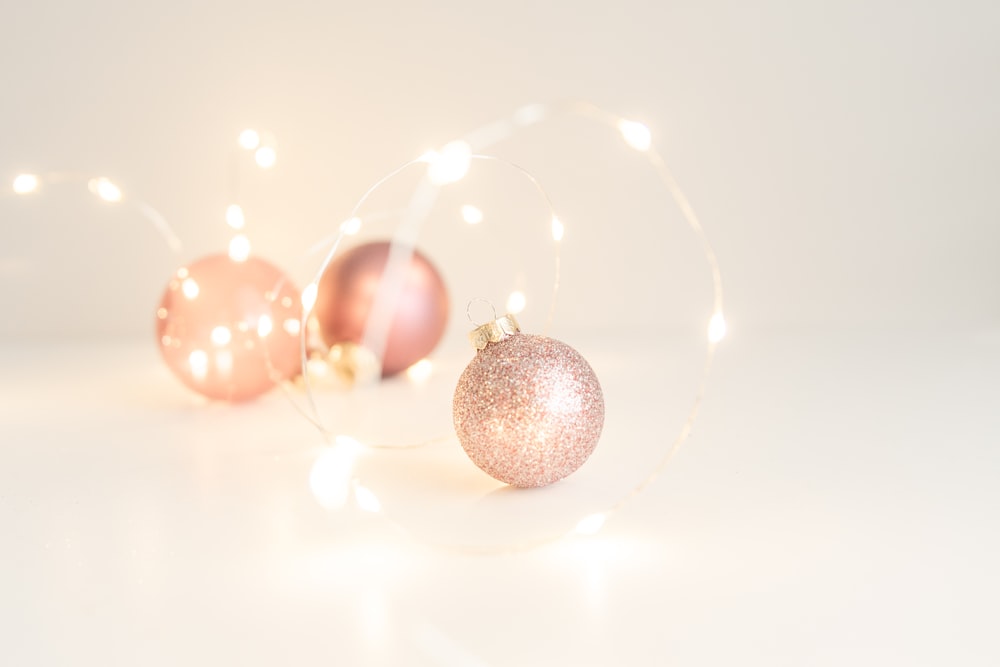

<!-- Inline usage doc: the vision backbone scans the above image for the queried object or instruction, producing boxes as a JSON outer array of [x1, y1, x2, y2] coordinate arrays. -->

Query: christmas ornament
[[453, 312, 605, 487], [314, 241, 449, 378], [156, 253, 302, 401]]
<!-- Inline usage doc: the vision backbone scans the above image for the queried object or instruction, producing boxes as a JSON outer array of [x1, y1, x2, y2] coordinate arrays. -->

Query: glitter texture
[[453, 333, 605, 488]]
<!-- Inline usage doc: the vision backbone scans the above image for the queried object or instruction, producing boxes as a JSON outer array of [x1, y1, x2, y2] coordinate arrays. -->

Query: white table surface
[[1, 328, 997, 666]]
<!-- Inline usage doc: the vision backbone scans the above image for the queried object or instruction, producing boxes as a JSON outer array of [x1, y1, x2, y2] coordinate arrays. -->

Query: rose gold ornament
[[156, 253, 302, 402], [453, 313, 605, 488], [314, 241, 449, 378]]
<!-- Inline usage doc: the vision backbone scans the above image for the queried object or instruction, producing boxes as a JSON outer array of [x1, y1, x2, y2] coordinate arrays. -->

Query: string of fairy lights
[[298, 100, 727, 552], [4, 100, 727, 554], [3, 126, 279, 261]]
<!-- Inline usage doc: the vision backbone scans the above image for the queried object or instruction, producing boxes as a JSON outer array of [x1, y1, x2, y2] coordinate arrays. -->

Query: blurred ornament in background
[[156, 253, 302, 401], [314, 241, 449, 379], [453, 312, 605, 488]]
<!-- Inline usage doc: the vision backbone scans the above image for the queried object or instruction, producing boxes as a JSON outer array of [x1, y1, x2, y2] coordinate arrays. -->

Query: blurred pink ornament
[[314, 241, 449, 378], [156, 253, 302, 401]]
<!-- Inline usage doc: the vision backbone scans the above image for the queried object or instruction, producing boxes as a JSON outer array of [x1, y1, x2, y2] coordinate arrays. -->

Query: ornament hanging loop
[[465, 298, 499, 326]]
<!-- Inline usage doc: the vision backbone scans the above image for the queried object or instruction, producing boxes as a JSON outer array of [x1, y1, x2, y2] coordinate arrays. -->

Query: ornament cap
[[327, 342, 380, 386], [469, 313, 520, 350]]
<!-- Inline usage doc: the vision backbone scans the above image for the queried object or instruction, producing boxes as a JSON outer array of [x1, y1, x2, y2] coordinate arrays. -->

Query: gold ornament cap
[[327, 342, 380, 385], [469, 313, 520, 350]]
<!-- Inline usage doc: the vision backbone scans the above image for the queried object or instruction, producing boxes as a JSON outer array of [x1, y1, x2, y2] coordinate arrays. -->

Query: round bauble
[[314, 241, 448, 378], [156, 253, 302, 401], [453, 317, 605, 488]]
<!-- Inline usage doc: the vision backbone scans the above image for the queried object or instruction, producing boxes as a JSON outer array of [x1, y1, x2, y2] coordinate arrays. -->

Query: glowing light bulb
[[301, 283, 318, 312], [427, 140, 471, 185], [575, 513, 607, 536], [461, 204, 483, 225], [341, 217, 362, 235], [309, 439, 362, 510], [405, 358, 434, 384], [225, 204, 245, 229], [551, 216, 565, 242], [354, 484, 381, 513], [506, 290, 526, 315], [188, 350, 208, 380], [12, 174, 39, 194], [88, 177, 122, 202], [210, 326, 232, 346], [708, 312, 727, 343], [618, 120, 652, 152], [181, 278, 200, 300], [257, 315, 273, 337], [238, 129, 260, 150], [228, 234, 251, 262], [255, 146, 277, 169]]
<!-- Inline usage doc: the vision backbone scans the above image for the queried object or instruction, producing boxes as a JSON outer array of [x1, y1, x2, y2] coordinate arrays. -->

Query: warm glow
[[310, 451, 352, 510], [225, 204, 245, 229], [301, 283, 318, 312], [156, 307, 168, 320], [335, 434, 363, 453], [575, 513, 607, 536], [228, 234, 251, 262], [283, 318, 301, 336], [354, 484, 381, 513], [12, 174, 39, 194], [513, 103, 547, 126], [708, 312, 727, 343], [210, 326, 232, 346], [254, 146, 277, 169], [88, 177, 122, 202], [238, 129, 260, 150], [618, 120, 652, 152], [506, 290, 526, 315], [461, 204, 483, 225], [307, 357, 328, 377], [181, 278, 200, 300], [551, 216, 565, 242], [257, 315, 273, 337], [341, 217, 362, 235], [309, 435, 363, 510], [188, 350, 208, 380], [426, 140, 472, 185], [405, 358, 433, 384]]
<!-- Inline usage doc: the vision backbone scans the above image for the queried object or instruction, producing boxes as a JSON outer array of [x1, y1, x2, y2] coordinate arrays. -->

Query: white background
[[1, 1, 998, 665], [1, 0, 997, 336]]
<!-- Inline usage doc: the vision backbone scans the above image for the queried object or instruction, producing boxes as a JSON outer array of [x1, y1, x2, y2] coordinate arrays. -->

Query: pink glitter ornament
[[453, 313, 605, 488], [156, 253, 302, 402]]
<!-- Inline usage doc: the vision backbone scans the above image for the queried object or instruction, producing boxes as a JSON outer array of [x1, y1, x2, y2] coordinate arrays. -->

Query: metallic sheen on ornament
[[453, 319, 605, 488], [314, 241, 449, 378]]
